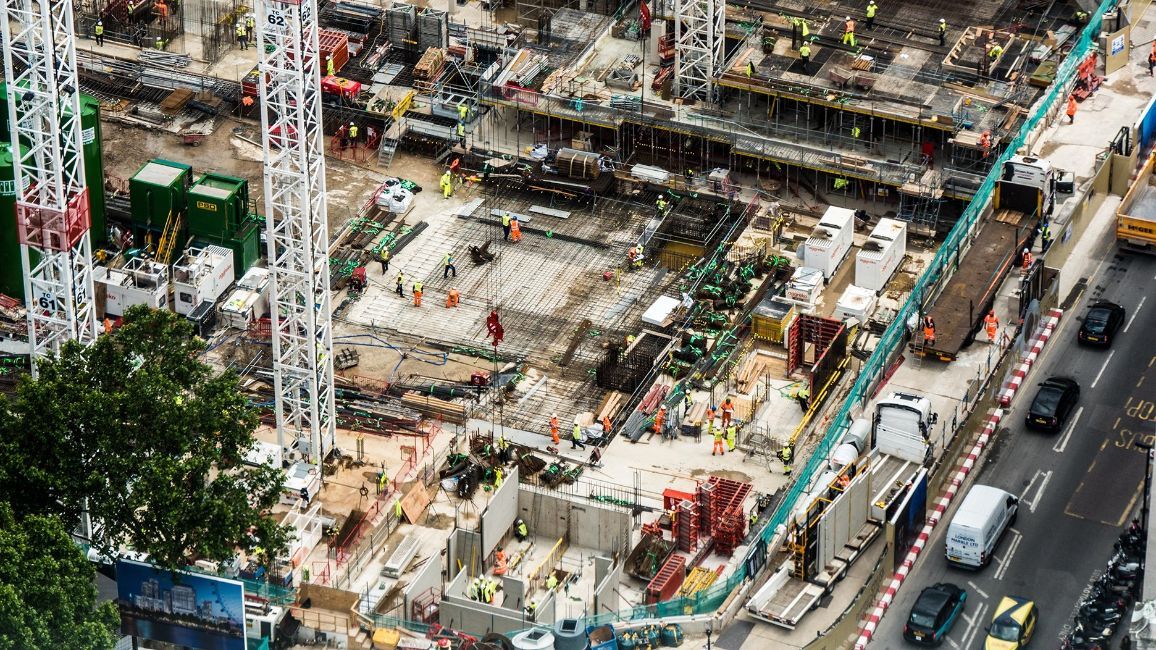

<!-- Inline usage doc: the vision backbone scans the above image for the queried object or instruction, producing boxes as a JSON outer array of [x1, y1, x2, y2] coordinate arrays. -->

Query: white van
[[944, 484, 1018, 569]]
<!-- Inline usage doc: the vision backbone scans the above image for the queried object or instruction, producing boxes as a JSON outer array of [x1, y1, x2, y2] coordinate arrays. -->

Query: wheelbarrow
[[179, 130, 207, 146]]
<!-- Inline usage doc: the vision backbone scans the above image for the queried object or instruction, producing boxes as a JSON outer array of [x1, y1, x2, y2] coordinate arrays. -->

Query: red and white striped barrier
[[998, 308, 1064, 407], [854, 308, 1064, 649]]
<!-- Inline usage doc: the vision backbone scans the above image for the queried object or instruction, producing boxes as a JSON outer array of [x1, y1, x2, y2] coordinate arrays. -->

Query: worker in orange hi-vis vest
[[652, 406, 666, 435], [601, 415, 612, 436], [984, 310, 1000, 342], [1022, 247, 1033, 274], [720, 398, 735, 427], [412, 280, 423, 307], [510, 217, 523, 242], [1066, 95, 1077, 123], [711, 423, 725, 456], [549, 414, 560, 444], [446, 288, 460, 308]]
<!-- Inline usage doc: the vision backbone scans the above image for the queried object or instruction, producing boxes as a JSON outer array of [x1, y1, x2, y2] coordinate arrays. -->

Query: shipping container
[[94, 258, 170, 317], [803, 206, 855, 279], [172, 245, 236, 315], [855, 218, 906, 292], [188, 173, 249, 239]]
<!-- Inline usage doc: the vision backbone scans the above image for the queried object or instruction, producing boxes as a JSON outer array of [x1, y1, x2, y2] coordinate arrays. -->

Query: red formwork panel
[[318, 29, 350, 73], [645, 554, 686, 604], [706, 476, 752, 540], [676, 499, 698, 553], [663, 488, 695, 512]]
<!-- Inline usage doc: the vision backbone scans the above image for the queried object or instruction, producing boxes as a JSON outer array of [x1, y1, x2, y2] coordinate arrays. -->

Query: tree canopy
[[0, 502, 119, 650], [0, 306, 289, 569]]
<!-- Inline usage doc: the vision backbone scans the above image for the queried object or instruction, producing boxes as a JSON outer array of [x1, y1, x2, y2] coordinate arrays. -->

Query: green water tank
[[187, 173, 249, 240], [79, 94, 107, 245]]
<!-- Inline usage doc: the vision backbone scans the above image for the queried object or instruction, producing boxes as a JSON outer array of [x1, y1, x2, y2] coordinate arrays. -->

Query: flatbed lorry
[[1117, 152, 1156, 253], [912, 155, 1054, 361]]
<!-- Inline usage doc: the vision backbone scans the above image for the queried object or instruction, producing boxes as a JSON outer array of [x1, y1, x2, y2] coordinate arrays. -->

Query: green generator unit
[[197, 219, 261, 280], [187, 173, 250, 240], [129, 159, 192, 246]]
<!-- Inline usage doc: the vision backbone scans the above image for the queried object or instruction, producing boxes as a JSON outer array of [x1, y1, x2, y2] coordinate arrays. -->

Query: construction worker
[[440, 169, 453, 199], [443, 252, 457, 279], [711, 423, 725, 456], [1040, 221, 1053, 252], [745, 60, 754, 78], [484, 579, 496, 603], [938, 18, 947, 47], [601, 415, 612, 436], [155, 35, 164, 50], [458, 102, 469, 121], [468, 577, 482, 600], [656, 196, 668, 215], [127, 0, 136, 22], [326, 55, 335, 77], [396, 272, 405, 297], [706, 405, 715, 425], [94, 20, 104, 46], [412, 280, 423, 307], [979, 130, 992, 158], [922, 315, 936, 346], [842, 17, 856, 47], [509, 216, 523, 242], [572, 422, 585, 450], [652, 406, 666, 435], [494, 548, 508, 575], [726, 423, 737, 452], [393, 493, 403, 520], [547, 572, 559, 591], [795, 386, 810, 413], [1066, 95, 1077, 123], [865, 0, 877, 29], [456, 121, 467, 147], [378, 249, 390, 273], [446, 288, 460, 308], [1021, 246, 1033, 273], [750, 510, 759, 526], [515, 518, 529, 541], [720, 397, 734, 427], [525, 600, 538, 616], [348, 122, 359, 150], [494, 467, 503, 489], [501, 212, 512, 240], [778, 446, 793, 474], [988, 43, 1003, 61], [549, 414, 560, 444], [496, 435, 510, 463], [236, 22, 247, 50], [799, 42, 812, 73], [984, 309, 1000, 342]]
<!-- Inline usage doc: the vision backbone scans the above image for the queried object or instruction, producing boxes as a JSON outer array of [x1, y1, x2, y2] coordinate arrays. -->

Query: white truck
[[872, 392, 937, 464]]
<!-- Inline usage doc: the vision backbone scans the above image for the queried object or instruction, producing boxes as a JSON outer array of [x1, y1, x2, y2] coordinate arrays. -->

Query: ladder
[[378, 117, 408, 168], [156, 209, 184, 265]]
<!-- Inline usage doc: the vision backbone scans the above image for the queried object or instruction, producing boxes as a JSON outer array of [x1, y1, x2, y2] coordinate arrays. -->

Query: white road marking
[[960, 603, 989, 650], [1053, 406, 1083, 453], [1091, 350, 1116, 388], [947, 638, 960, 649], [1030, 471, 1052, 513], [967, 581, 990, 600], [1125, 296, 1146, 333], [994, 530, 1023, 581], [1019, 470, 1041, 500]]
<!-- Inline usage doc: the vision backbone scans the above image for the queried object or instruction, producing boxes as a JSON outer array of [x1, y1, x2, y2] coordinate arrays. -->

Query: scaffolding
[[673, 0, 723, 101]]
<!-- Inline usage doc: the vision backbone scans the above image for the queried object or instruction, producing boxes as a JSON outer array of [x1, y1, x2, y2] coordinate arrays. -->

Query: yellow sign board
[[392, 90, 416, 121], [196, 200, 218, 212]]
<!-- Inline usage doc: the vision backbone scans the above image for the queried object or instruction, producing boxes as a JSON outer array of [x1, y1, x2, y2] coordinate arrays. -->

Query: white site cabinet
[[172, 245, 235, 315], [219, 267, 270, 329], [803, 206, 855, 280], [95, 258, 169, 317], [834, 285, 878, 322], [855, 218, 907, 292]]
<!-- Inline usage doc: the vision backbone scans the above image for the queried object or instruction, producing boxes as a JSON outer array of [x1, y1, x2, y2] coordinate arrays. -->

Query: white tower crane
[[1, 0, 99, 372], [674, 0, 725, 101], [256, 0, 337, 464]]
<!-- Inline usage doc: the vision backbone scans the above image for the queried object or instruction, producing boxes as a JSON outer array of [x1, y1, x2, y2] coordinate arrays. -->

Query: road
[[869, 251, 1156, 650]]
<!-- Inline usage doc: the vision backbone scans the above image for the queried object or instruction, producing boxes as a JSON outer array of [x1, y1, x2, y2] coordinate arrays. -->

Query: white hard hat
[[846, 16, 851, 20], [940, 18, 946, 22]]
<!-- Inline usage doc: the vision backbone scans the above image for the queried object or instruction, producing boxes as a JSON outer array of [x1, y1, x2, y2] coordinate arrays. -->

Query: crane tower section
[[0, 0, 99, 371], [256, 0, 337, 463], [674, 0, 724, 101]]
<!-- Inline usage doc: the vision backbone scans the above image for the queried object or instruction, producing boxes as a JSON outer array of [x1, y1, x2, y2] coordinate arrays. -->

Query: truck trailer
[[1117, 152, 1156, 253]]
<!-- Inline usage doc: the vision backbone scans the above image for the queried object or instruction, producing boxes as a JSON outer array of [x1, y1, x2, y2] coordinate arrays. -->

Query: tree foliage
[[0, 502, 119, 650], [0, 306, 289, 569]]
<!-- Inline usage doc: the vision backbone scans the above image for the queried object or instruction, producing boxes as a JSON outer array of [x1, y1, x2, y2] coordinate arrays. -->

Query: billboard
[[117, 559, 247, 650]]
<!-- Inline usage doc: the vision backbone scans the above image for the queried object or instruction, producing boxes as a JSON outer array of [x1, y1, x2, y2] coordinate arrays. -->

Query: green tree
[[0, 502, 119, 650], [0, 306, 289, 569]]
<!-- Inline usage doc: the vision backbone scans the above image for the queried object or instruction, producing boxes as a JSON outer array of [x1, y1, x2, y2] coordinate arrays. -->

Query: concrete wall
[[439, 568, 556, 636], [517, 485, 632, 553], [593, 554, 623, 616], [481, 465, 520, 557], [448, 528, 482, 578], [403, 548, 444, 619]]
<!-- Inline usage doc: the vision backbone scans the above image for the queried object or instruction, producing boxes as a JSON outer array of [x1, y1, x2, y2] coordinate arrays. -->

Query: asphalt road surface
[[869, 251, 1156, 649]]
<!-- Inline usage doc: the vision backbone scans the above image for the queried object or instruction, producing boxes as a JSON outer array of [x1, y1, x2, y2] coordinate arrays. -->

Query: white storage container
[[834, 285, 877, 322], [784, 266, 823, 310], [855, 218, 907, 292], [172, 245, 235, 316], [803, 206, 855, 279], [95, 258, 169, 317]]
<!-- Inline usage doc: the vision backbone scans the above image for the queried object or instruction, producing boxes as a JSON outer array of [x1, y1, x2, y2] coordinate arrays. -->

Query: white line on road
[[994, 530, 1023, 581], [1091, 350, 1116, 389], [1125, 296, 1146, 333], [1020, 470, 1041, 501], [947, 639, 960, 650], [1031, 471, 1052, 514], [960, 603, 990, 650], [1053, 406, 1084, 453], [967, 581, 990, 600]]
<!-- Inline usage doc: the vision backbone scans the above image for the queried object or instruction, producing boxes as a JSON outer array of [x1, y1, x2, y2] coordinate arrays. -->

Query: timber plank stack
[[400, 391, 466, 424]]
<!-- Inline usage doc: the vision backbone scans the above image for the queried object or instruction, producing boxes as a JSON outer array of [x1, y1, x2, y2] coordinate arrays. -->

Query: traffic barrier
[[998, 309, 1064, 406]]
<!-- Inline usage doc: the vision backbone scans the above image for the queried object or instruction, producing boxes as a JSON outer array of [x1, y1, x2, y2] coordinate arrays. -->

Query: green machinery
[[186, 173, 260, 278], [0, 85, 107, 299]]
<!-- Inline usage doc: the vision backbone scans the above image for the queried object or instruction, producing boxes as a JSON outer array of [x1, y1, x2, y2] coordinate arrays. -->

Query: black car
[[903, 583, 967, 646], [1078, 301, 1126, 347], [1025, 377, 1080, 432]]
